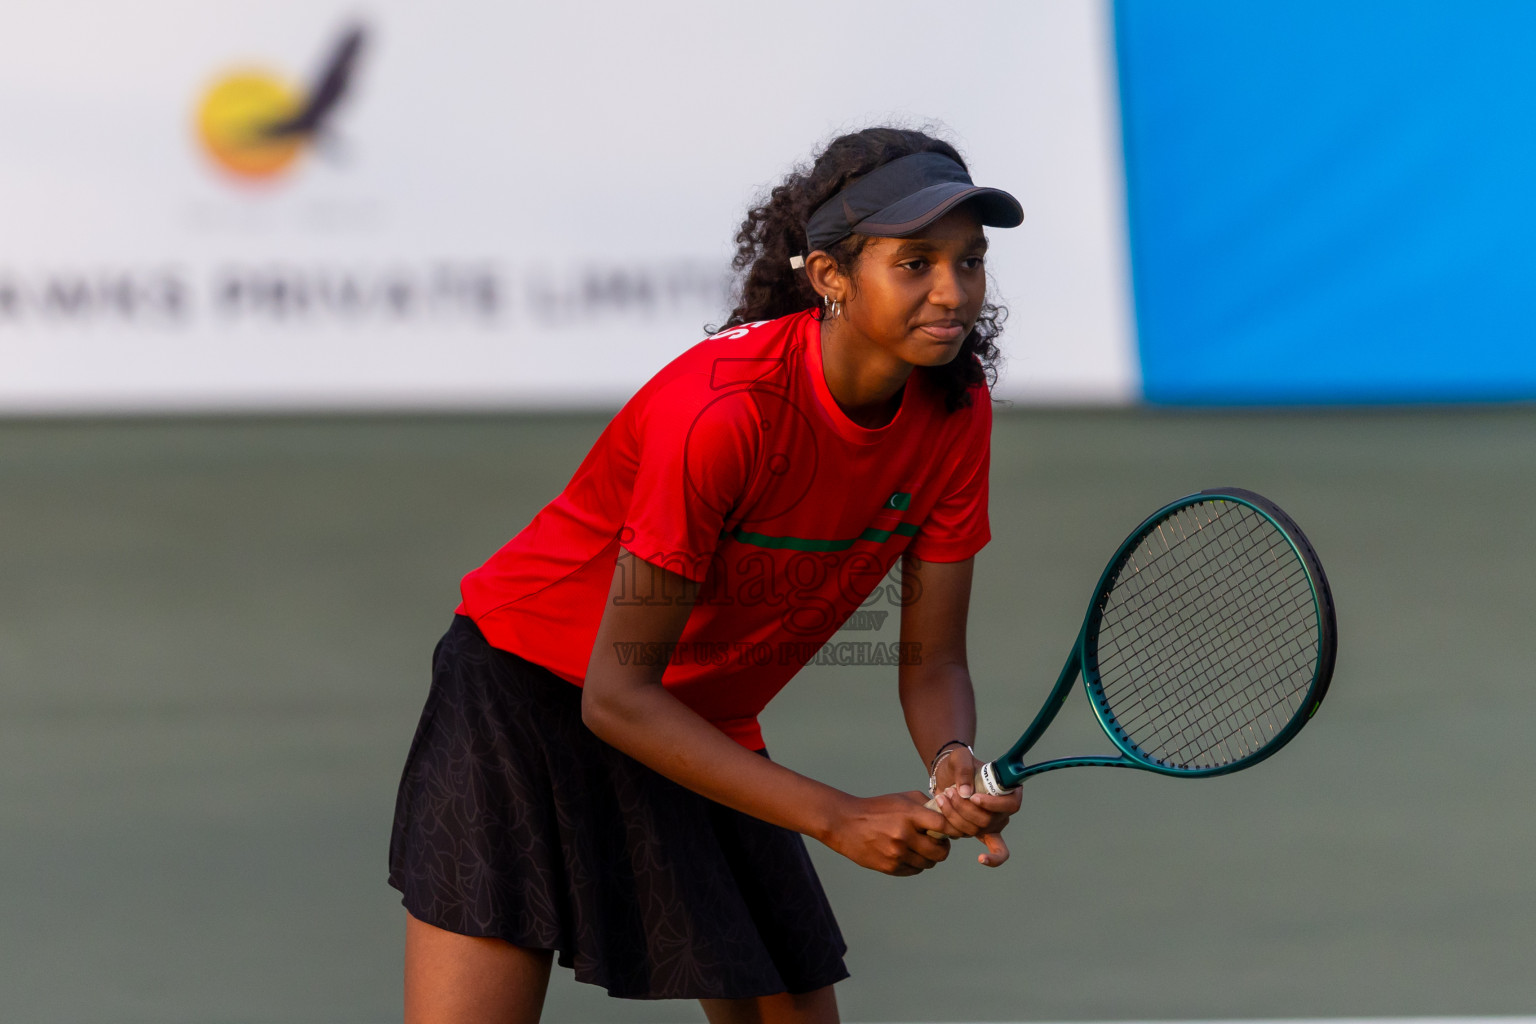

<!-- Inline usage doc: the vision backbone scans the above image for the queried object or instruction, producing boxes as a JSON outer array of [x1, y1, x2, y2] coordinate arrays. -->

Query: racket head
[[1077, 488, 1337, 778]]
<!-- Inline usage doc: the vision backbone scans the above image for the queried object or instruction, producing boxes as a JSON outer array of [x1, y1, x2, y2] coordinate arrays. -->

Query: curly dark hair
[[714, 126, 1007, 413]]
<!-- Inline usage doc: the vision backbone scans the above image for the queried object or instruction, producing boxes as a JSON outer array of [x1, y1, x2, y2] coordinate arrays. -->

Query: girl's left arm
[[897, 553, 1022, 866]]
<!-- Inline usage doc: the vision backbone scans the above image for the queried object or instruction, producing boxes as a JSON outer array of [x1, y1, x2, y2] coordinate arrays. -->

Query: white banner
[[0, 0, 1136, 412]]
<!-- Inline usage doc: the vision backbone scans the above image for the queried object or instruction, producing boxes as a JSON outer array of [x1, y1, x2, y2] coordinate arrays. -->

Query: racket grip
[[923, 763, 1008, 839]]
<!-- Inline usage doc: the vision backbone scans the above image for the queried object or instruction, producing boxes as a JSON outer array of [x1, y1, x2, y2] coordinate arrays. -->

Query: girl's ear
[[803, 250, 849, 304]]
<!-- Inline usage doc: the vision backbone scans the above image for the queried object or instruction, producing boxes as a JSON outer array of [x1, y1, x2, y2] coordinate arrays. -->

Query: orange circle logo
[[195, 70, 306, 181]]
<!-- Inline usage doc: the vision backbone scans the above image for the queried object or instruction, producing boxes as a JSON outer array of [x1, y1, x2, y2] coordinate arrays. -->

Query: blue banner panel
[[1116, 0, 1536, 404]]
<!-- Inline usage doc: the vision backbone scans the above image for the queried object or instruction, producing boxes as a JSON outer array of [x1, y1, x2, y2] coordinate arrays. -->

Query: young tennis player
[[388, 126, 1025, 1024]]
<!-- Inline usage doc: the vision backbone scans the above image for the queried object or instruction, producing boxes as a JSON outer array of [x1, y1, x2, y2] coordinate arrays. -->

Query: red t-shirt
[[458, 308, 992, 749]]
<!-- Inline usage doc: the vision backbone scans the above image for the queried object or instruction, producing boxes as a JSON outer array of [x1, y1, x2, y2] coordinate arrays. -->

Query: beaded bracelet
[[927, 739, 974, 795]]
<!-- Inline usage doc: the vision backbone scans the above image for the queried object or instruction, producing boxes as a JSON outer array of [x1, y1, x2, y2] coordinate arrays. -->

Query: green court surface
[[2, 408, 1534, 1022]]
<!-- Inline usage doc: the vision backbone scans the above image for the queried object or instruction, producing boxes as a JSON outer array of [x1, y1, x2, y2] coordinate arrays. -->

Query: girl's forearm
[[898, 661, 978, 768], [583, 551, 952, 875], [583, 549, 849, 839], [582, 675, 848, 843]]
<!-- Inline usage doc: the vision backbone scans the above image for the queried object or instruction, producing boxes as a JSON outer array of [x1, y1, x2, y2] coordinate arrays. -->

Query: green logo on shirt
[[719, 491, 917, 552]]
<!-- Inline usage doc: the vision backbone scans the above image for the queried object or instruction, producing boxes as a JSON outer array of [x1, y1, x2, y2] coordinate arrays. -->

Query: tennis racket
[[926, 487, 1336, 832]]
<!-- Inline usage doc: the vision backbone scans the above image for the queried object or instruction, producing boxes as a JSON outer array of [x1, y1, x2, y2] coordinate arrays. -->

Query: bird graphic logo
[[194, 24, 367, 183]]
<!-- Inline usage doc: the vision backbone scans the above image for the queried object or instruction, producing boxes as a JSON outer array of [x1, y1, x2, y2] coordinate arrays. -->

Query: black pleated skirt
[[387, 615, 849, 1000]]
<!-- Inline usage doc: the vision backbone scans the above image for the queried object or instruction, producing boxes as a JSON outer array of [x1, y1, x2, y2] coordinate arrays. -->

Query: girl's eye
[[963, 256, 986, 270], [901, 259, 927, 271]]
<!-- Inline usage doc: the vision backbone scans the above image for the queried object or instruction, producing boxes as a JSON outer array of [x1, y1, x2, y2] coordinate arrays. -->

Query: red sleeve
[[907, 390, 992, 563], [621, 379, 759, 582]]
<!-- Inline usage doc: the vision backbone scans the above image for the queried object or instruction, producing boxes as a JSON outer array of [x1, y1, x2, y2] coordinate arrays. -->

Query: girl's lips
[[917, 322, 966, 342]]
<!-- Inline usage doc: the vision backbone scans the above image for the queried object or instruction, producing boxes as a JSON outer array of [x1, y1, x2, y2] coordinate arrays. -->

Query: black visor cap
[[804, 152, 1024, 253]]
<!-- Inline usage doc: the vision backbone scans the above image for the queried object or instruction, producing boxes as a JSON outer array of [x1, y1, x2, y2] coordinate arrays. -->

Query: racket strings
[[1111, 532, 1309, 733], [1105, 514, 1312, 763], [1112, 572, 1305, 743], [1091, 501, 1319, 770], [1120, 590, 1313, 765], [1104, 542, 1308, 764], [1102, 510, 1314, 765], [1099, 532, 1288, 754]]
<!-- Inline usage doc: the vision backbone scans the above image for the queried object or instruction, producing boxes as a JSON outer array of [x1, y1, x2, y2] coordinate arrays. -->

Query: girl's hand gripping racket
[[928, 488, 1337, 843]]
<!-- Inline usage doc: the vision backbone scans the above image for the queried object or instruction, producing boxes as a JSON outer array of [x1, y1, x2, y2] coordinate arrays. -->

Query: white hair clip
[[788, 254, 805, 269]]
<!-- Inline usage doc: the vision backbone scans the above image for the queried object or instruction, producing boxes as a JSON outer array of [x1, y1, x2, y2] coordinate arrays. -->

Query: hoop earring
[[823, 295, 842, 320]]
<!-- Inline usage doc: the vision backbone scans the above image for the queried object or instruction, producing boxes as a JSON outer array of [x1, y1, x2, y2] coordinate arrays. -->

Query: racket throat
[[983, 753, 1140, 788], [988, 641, 1085, 791]]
